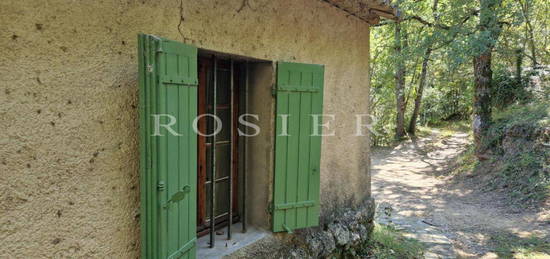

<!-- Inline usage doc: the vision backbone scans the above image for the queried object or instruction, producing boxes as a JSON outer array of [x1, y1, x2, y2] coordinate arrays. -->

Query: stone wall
[[227, 199, 376, 258]]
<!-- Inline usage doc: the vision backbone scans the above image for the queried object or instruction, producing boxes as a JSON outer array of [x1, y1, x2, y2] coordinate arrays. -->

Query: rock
[[304, 229, 336, 257], [319, 231, 336, 255], [328, 223, 351, 246], [297, 201, 376, 257], [287, 247, 310, 259], [304, 233, 323, 257], [350, 231, 361, 244], [358, 224, 369, 239]]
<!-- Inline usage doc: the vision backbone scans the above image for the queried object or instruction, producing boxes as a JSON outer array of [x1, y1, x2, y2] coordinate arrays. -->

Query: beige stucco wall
[[245, 62, 275, 230], [0, 0, 371, 257]]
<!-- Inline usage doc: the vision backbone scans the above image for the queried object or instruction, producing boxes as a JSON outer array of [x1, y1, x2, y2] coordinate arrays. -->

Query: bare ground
[[371, 129, 550, 258]]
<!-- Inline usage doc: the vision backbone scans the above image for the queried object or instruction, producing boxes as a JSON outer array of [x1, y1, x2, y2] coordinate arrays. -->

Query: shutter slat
[[167, 84, 179, 253], [308, 68, 324, 227], [273, 62, 324, 232], [273, 91, 289, 232], [297, 91, 312, 228], [157, 48, 169, 259], [286, 92, 301, 229]]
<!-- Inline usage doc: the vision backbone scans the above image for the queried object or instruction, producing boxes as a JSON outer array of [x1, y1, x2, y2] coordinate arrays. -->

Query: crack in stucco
[[237, 0, 251, 13], [178, 0, 191, 43]]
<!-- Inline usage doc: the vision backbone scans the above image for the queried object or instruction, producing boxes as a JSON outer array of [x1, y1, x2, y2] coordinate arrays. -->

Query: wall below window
[[0, 0, 370, 257]]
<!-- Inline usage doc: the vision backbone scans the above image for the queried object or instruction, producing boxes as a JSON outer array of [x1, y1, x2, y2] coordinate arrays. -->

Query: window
[[138, 34, 324, 258], [196, 57, 241, 238]]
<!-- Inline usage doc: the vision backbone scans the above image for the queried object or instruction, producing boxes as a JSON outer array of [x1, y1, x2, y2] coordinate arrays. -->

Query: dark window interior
[[197, 57, 242, 237]]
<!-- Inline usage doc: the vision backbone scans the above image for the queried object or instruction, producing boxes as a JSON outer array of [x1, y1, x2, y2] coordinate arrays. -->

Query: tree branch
[[407, 15, 450, 29], [404, 9, 479, 30]]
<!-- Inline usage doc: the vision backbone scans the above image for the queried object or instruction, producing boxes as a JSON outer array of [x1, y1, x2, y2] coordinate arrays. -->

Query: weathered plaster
[[0, 0, 370, 257], [245, 62, 275, 230]]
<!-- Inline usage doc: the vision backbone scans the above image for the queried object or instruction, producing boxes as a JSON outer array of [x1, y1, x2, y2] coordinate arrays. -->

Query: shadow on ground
[[371, 130, 549, 258]]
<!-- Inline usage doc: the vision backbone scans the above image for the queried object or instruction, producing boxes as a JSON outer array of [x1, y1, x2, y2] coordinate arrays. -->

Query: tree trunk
[[527, 24, 538, 68], [473, 51, 493, 158], [516, 48, 523, 84], [473, 0, 501, 159], [395, 20, 407, 140], [408, 47, 432, 135], [519, 0, 538, 68], [408, 0, 438, 135]]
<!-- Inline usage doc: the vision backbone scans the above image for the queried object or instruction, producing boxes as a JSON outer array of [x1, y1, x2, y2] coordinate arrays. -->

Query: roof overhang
[[321, 0, 397, 25]]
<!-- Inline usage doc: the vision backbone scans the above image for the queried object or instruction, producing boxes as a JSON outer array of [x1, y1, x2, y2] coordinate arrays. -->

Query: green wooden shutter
[[139, 34, 198, 259], [273, 62, 324, 232]]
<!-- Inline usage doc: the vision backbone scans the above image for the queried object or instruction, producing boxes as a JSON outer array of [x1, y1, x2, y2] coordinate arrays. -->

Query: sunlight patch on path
[[370, 130, 549, 257], [376, 202, 456, 259]]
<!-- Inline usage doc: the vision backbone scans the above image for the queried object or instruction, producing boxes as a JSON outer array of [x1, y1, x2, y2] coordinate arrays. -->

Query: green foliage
[[498, 150, 550, 204], [451, 145, 479, 175], [358, 224, 425, 259], [419, 82, 472, 125], [485, 103, 550, 204], [491, 66, 532, 110], [490, 233, 550, 258], [369, 0, 548, 147], [485, 102, 549, 149], [451, 102, 550, 206]]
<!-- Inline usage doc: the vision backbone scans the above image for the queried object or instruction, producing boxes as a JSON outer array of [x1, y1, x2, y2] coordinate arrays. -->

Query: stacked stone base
[[227, 198, 376, 259]]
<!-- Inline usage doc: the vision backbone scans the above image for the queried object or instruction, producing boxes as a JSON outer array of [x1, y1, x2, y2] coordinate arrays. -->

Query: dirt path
[[371, 130, 549, 258]]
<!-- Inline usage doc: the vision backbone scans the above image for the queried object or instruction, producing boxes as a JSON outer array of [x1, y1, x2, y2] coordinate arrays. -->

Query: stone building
[[0, 0, 394, 258]]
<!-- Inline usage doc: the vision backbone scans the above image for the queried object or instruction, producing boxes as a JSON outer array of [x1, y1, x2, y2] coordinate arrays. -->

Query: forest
[[367, 0, 549, 257], [371, 0, 548, 145]]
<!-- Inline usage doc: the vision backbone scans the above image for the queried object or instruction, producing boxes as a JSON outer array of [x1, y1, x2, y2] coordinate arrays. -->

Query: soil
[[371, 129, 550, 258]]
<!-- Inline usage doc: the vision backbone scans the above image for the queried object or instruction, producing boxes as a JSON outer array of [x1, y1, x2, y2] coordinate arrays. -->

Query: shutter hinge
[[271, 87, 277, 97], [157, 181, 165, 191], [148, 34, 164, 53]]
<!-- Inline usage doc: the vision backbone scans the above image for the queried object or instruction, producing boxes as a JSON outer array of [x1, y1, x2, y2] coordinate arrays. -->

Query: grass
[[486, 102, 550, 206], [360, 224, 425, 259], [415, 125, 434, 138], [439, 120, 471, 134], [492, 102, 550, 128], [490, 233, 550, 259], [417, 120, 472, 139], [485, 102, 550, 152], [450, 144, 478, 176], [450, 143, 550, 207], [446, 102, 550, 207]]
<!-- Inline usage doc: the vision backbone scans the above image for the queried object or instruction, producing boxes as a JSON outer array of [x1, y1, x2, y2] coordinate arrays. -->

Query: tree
[[518, 0, 538, 68], [472, 0, 502, 159], [394, 1, 407, 140], [408, 0, 439, 135], [370, 0, 547, 148]]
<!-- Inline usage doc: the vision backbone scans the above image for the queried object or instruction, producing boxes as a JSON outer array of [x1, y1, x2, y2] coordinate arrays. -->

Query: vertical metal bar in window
[[242, 61, 248, 233], [209, 55, 217, 248], [228, 59, 234, 240]]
